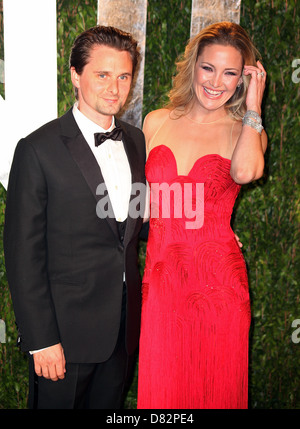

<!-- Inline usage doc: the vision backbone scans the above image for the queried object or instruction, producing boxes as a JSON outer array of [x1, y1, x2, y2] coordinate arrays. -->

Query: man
[[4, 26, 146, 409]]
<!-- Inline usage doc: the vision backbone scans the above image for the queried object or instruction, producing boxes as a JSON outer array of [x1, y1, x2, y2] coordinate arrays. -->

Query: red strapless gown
[[137, 145, 250, 409]]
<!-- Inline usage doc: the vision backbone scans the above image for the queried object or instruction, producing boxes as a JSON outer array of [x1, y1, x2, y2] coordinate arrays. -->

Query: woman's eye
[[202, 66, 213, 72]]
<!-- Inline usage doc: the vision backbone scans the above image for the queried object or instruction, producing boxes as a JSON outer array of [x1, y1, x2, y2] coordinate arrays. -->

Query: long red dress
[[137, 144, 250, 409]]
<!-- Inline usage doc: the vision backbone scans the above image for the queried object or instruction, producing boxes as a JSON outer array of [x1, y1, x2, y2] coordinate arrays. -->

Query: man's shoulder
[[117, 117, 144, 140], [24, 108, 74, 146]]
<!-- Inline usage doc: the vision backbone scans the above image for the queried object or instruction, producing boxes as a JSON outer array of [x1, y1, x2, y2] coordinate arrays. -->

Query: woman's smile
[[203, 86, 225, 98]]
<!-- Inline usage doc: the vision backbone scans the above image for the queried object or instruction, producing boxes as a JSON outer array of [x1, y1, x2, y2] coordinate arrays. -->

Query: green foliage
[[57, 0, 98, 115], [0, 0, 299, 409], [143, 0, 192, 115], [0, 184, 29, 409], [239, 0, 300, 409]]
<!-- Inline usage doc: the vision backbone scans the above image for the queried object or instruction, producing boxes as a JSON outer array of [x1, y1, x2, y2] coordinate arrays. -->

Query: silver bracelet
[[242, 116, 264, 134], [243, 110, 262, 124]]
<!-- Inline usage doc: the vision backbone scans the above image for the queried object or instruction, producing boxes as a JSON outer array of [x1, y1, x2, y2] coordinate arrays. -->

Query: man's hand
[[235, 234, 243, 248], [33, 343, 66, 381]]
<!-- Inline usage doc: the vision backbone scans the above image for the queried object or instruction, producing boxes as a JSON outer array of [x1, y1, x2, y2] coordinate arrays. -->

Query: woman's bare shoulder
[[143, 108, 170, 133], [142, 109, 171, 151]]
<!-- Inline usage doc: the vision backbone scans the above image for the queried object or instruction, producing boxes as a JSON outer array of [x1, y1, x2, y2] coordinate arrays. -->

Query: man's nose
[[107, 78, 118, 94]]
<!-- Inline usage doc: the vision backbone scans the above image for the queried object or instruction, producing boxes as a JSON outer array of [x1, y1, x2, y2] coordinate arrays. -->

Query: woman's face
[[192, 43, 243, 113]]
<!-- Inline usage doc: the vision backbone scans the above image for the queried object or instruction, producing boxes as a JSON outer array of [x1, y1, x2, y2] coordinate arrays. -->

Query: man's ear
[[70, 67, 80, 89]]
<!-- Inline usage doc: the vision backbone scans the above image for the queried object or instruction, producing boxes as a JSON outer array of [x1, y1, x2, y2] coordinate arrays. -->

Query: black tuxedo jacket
[[4, 108, 146, 363]]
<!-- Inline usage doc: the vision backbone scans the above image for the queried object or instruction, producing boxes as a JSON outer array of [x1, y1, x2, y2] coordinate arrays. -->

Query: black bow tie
[[94, 126, 123, 147]]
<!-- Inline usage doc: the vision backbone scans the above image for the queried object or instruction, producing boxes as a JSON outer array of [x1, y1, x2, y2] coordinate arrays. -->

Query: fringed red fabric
[[137, 145, 250, 409]]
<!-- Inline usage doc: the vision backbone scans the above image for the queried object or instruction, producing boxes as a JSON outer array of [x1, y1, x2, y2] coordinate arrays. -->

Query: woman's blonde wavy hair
[[167, 21, 261, 120]]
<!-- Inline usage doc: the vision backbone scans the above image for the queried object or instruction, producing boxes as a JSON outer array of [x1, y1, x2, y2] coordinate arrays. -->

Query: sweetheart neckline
[[148, 144, 231, 178]]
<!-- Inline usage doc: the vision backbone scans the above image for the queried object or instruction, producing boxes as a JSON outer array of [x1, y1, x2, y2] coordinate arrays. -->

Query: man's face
[[71, 44, 133, 127]]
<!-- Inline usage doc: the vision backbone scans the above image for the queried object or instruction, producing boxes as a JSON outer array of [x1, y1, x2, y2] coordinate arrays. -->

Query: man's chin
[[97, 103, 123, 117]]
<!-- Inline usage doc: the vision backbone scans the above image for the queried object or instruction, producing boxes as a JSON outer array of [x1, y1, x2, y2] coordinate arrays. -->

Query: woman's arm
[[230, 61, 268, 184]]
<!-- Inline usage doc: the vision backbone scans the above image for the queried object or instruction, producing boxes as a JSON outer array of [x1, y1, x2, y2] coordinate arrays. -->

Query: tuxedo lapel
[[116, 119, 141, 188], [116, 118, 144, 247], [60, 110, 119, 240]]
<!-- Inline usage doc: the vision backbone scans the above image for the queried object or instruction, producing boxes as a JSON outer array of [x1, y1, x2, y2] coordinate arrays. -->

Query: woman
[[137, 22, 267, 409]]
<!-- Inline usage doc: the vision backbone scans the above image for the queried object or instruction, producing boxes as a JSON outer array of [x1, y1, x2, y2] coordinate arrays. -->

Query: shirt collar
[[72, 102, 115, 137]]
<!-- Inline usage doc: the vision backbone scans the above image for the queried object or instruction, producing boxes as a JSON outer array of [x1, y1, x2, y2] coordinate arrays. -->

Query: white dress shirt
[[72, 103, 132, 221]]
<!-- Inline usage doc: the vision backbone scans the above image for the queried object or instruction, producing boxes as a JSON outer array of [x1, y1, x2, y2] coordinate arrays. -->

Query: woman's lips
[[203, 86, 224, 99]]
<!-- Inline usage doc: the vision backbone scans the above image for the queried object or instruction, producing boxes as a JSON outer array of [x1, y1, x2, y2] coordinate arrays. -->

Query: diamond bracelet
[[242, 110, 264, 134], [244, 110, 262, 124]]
